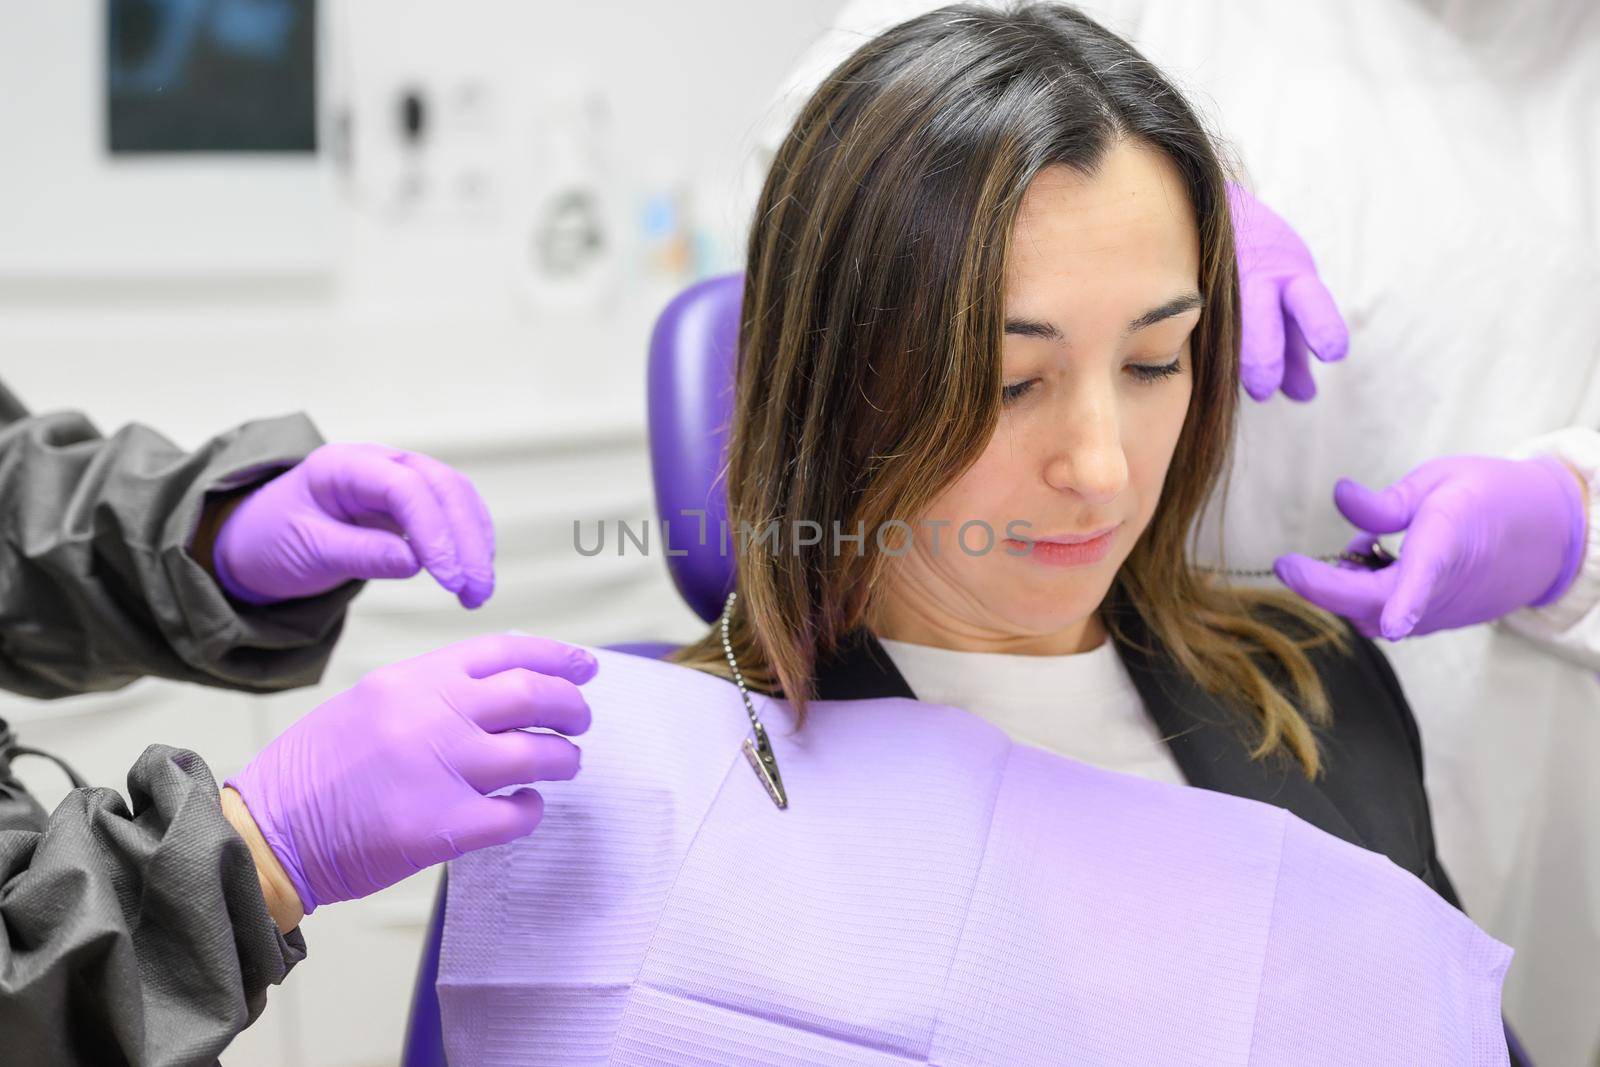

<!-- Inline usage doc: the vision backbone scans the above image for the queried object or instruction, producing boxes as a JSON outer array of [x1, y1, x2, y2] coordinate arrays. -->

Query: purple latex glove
[[213, 442, 496, 609], [1274, 454, 1588, 640], [226, 634, 597, 913], [1229, 182, 1350, 402]]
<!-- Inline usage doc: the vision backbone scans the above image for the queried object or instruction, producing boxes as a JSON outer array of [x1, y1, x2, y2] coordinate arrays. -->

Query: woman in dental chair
[[436, 5, 1513, 1063]]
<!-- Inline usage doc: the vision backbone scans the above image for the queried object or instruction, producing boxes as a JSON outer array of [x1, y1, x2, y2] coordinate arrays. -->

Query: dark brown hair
[[671, 2, 1344, 776]]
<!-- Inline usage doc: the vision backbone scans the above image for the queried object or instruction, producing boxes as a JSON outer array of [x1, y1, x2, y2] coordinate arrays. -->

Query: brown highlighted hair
[[669, 2, 1345, 777]]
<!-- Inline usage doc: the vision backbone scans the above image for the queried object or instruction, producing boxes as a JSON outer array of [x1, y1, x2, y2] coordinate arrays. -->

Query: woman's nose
[[1041, 392, 1128, 505]]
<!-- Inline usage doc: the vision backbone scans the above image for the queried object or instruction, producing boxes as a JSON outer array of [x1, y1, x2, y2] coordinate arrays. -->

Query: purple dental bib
[[439, 647, 1510, 1065]]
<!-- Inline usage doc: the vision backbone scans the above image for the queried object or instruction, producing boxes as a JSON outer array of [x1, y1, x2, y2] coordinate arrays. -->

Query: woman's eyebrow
[[1125, 292, 1204, 334], [1003, 317, 1064, 341], [1004, 293, 1204, 343]]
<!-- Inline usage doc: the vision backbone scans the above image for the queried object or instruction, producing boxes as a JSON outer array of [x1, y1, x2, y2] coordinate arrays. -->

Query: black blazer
[[809, 604, 1465, 911]]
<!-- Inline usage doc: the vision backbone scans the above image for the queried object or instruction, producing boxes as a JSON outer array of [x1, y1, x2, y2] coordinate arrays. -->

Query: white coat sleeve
[[1502, 426, 1600, 671]]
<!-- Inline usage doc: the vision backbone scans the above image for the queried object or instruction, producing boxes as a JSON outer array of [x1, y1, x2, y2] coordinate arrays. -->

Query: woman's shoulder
[[1239, 599, 1423, 759], [1239, 599, 1463, 901], [480, 644, 760, 845], [573, 645, 760, 773], [1245, 601, 1410, 706], [444, 647, 756, 946]]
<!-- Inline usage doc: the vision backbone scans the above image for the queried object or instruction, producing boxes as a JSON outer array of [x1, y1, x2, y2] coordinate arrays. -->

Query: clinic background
[[0, 2, 851, 1064], [2, 2, 1599, 1066]]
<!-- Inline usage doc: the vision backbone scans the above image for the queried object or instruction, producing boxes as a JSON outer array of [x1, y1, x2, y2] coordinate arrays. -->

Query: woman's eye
[[1127, 357, 1183, 383], [1001, 378, 1038, 404]]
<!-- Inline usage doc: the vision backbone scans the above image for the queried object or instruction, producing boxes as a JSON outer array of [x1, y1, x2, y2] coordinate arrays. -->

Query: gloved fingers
[[304, 443, 405, 531], [450, 726, 581, 795], [1335, 534, 1397, 637], [460, 667, 593, 735], [1332, 466, 1443, 535], [1281, 274, 1348, 363], [336, 450, 466, 596], [463, 730, 582, 794], [1342, 530, 1391, 560], [1378, 506, 1453, 640], [1273, 552, 1390, 625], [444, 789, 546, 855], [442, 633, 600, 685], [1279, 314, 1318, 402], [473, 487, 496, 562], [1345, 615, 1384, 640], [1238, 275, 1286, 401], [312, 524, 422, 582], [396, 451, 496, 609]]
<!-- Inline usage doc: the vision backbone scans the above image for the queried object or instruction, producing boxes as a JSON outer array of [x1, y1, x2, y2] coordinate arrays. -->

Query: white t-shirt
[[876, 636, 1188, 787]]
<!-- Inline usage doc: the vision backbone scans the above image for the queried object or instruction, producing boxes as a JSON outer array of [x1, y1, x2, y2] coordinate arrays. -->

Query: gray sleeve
[[0, 744, 306, 1067], [0, 381, 362, 698]]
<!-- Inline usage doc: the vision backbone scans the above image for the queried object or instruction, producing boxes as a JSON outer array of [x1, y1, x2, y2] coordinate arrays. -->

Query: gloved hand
[[213, 442, 495, 609], [1274, 454, 1588, 640], [1229, 183, 1349, 402], [226, 634, 598, 915]]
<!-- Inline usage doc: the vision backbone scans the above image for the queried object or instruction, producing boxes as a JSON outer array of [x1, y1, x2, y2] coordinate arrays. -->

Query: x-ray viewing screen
[[107, 0, 316, 154]]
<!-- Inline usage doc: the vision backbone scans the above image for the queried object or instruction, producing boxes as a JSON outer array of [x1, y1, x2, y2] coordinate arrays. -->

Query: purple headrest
[[646, 272, 744, 623]]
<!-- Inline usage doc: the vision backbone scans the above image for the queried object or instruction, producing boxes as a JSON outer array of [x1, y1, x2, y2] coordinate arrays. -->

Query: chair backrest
[[646, 271, 743, 623]]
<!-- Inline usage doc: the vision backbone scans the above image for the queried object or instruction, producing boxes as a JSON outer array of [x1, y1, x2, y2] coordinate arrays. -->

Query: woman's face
[[878, 141, 1201, 654]]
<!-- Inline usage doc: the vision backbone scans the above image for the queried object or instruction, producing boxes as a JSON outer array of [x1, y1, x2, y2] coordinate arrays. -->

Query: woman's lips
[[1004, 524, 1121, 567]]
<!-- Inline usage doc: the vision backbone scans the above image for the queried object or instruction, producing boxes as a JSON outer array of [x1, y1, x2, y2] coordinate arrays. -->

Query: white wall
[[0, 2, 845, 1064]]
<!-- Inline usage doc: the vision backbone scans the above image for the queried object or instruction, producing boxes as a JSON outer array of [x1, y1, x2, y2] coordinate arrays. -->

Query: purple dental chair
[[397, 269, 1535, 1067]]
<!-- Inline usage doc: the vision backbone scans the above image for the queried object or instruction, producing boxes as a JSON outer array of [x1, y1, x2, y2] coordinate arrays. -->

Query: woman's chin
[[989, 586, 1108, 645]]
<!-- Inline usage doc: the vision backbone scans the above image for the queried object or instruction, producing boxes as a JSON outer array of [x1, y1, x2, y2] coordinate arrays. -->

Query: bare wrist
[[1565, 459, 1592, 518], [190, 488, 254, 583], [221, 786, 305, 934]]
